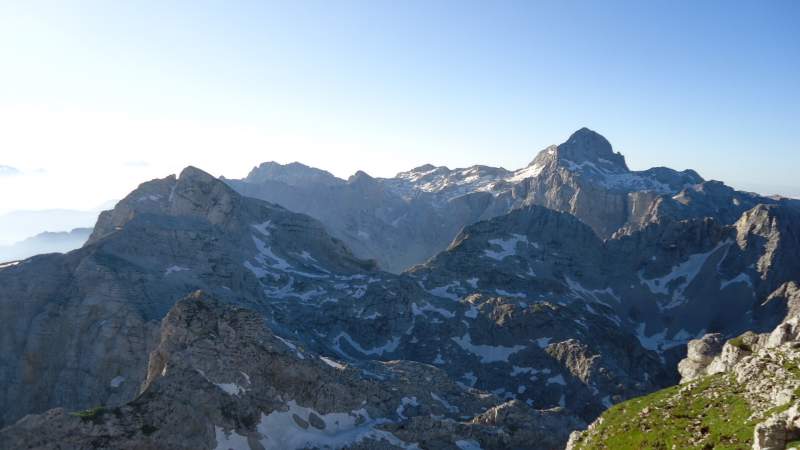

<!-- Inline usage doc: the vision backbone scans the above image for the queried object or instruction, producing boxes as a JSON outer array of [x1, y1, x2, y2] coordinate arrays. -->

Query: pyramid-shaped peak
[[568, 127, 609, 143], [558, 128, 628, 171]]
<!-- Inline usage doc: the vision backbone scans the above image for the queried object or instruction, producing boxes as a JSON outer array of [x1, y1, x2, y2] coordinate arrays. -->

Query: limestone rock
[[677, 333, 724, 382]]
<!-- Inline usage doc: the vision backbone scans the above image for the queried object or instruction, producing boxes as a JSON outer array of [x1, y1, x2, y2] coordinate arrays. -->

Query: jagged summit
[[404, 163, 438, 174], [179, 165, 216, 182], [88, 166, 243, 244], [347, 169, 376, 184]]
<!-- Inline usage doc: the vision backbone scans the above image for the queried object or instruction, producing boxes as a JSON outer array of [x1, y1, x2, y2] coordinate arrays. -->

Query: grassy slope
[[569, 373, 757, 450]]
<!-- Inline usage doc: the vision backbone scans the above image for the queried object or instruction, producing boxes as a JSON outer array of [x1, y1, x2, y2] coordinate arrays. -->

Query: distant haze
[[0, 228, 92, 262], [0, 209, 100, 245]]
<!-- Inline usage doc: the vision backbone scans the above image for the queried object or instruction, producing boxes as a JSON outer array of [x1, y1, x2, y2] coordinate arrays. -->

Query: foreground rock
[[0, 291, 582, 450]]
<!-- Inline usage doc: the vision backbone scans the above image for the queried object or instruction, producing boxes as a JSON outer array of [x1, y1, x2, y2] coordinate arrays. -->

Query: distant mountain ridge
[[227, 128, 786, 273], [0, 227, 92, 262], [0, 208, 100, 246]]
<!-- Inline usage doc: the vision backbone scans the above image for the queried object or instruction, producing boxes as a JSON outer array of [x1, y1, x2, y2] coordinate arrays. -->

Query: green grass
[[728, 334, 751, 352], [70, 406, 107, 424], [570, 374, 756, 450], [783, 357, 800, 377], [786, 438, 800, 449]]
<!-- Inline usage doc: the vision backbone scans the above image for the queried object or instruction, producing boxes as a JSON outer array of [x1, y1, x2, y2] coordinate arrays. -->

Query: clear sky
[[0, 0, 798, 214]]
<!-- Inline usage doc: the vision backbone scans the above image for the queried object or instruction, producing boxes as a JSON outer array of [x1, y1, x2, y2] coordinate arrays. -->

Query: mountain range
[[225, 128, 794, 273], [1, 128, 798, 449], [0, 207, 102, 247]]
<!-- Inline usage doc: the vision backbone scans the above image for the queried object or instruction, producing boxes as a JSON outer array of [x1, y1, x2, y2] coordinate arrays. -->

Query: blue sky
[[0, 0, 798, 212]]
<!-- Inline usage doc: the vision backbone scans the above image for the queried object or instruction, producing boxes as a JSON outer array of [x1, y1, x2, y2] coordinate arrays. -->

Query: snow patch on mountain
[[639, 240, 732, 309], [635, 324, 700, 354], [506, 163, 545, 183], [484, 234, 532, 260], [426, 282, 462, 301], [451, 333, 526, 363], [214, 426, 250, 450], [720, 272, 753, 290], [320, 356, 346, 370], [165, 265, 189, 276], [335, 332, 400, 357], [255, 400, 417, 450], [411, 302, 455, 318]]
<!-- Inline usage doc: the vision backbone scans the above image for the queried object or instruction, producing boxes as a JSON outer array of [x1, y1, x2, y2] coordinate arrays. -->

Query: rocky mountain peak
[[734, 204, 798, 248], [448, 204, 598, 251], [346, 170, 384, 193], [409, 163, 437, 173], [88, 166, 258, 245], [347, 170, 376, 183], [244, 161, 343, 187], [169, 166, 242, 226], [178, 165, 215, 183], [733, 204, 800, 293], [555, 128, 628, 172]]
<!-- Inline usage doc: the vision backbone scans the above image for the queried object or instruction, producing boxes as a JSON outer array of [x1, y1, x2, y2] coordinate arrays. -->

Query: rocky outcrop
[[676, 333, 724, 382], [0, 291, 583, 450]]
